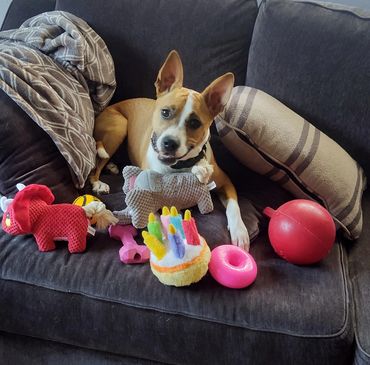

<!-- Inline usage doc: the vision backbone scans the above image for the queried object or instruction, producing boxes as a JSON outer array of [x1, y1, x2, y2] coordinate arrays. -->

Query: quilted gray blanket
[[0, 11, 116, 187]]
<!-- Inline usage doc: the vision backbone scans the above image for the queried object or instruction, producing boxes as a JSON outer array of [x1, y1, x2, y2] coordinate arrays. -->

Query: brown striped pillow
[[215, 86, 367, 240]]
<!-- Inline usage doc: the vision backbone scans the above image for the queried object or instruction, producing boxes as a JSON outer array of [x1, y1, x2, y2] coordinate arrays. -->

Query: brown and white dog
[[90, 50, 250, 250]]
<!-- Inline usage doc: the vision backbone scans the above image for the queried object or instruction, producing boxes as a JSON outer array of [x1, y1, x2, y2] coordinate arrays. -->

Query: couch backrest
[[3, 0, 258, 103], [247, 0, 370, 176], [53, 0, 258, 103]]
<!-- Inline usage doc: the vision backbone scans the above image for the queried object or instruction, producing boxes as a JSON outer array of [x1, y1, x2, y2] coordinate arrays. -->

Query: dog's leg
[[105, 162, 120, 175], [90, 156, 111, 194], [213, 164, 250, 251], [90, 107, 128, 194]]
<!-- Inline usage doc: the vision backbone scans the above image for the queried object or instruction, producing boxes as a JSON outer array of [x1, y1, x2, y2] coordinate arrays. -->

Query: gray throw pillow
[[216, 86, 367, 240]]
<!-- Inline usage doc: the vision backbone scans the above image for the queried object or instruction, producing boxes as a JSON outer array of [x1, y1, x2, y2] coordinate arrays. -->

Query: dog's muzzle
[[151, 133, 189, 165], [151, 132, 207, 169]]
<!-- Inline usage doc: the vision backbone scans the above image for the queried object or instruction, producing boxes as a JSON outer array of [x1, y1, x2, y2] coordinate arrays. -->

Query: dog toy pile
[[141, 207, 211, 287], [114, 166, 214, 228], [1, 184, 117, 253]]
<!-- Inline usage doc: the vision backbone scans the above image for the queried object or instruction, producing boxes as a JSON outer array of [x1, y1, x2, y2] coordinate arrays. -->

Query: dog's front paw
[[229, 220, 250, 252], [92, 180, 110, 195], [191, 164, 214, 184]]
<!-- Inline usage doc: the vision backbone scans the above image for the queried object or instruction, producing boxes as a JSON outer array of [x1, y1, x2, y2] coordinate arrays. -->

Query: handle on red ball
[[263, 207, 276, 218]]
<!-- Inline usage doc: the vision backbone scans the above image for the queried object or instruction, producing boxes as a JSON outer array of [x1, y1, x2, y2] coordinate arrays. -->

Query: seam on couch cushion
[[0, 241, 351, 339], [0, 329, 169, 365], [354, 337, 370, 363], [293, 0, 370, 19]]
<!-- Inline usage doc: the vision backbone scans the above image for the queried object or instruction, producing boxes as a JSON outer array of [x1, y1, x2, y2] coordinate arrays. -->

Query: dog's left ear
[[202, 73, 234, 117], [155, 50, 184, 97]]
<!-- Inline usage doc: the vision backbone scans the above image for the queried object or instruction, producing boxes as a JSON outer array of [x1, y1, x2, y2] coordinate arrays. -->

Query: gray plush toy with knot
[[114, 166, 214, 228]]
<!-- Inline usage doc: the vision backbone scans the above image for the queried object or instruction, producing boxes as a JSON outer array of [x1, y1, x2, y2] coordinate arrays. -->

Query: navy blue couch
[[0, 0, 369, 364]]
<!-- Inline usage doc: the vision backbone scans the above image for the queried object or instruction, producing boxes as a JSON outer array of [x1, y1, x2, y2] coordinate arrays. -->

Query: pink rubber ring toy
[[209, 245, 257, 289]]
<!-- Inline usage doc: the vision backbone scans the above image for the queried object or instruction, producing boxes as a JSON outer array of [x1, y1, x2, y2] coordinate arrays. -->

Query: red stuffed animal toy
[[1, 184, 117, 253]]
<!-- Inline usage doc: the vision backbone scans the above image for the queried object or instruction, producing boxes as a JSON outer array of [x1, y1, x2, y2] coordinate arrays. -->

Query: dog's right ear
[[155, 50, 183, 97], [202, 72, 234, 118]]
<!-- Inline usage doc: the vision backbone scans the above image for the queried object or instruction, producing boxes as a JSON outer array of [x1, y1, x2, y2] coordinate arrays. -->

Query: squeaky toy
[[142, 207, 211, 287]]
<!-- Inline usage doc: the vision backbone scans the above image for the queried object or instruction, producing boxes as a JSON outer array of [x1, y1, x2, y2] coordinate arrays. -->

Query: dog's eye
[[161, 108, 171, 119], [188, 118, 201, 130]]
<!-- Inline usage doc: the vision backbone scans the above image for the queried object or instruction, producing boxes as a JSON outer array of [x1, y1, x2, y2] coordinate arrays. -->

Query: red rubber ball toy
[[263, 199, 336, 265]]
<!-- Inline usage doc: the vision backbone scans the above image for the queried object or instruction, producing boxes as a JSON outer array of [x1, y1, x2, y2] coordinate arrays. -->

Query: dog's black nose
[[161, 136, 179, 153]]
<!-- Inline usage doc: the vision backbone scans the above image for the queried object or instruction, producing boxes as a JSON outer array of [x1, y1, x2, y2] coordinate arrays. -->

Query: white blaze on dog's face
[[152, 50, 234, 166]]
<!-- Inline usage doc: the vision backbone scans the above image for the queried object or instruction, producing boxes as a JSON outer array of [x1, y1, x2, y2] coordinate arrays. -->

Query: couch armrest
[[347, 189, 370, 362]]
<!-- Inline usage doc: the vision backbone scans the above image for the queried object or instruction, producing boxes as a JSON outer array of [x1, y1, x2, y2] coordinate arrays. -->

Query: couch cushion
[[348, 190, 370, 364], [246, 0, 370, 176], [0, 89, 78, 203], [55, 0, 258, 103], [215, 86, 366, 240], [0, 170, 354, 364]]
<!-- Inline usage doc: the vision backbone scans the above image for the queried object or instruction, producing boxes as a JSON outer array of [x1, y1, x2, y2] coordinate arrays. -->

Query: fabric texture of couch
[[0, 0, 369, 364]]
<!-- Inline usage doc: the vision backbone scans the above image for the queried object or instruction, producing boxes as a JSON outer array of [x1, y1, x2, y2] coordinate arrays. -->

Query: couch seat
[[0, 170, 354, 365]]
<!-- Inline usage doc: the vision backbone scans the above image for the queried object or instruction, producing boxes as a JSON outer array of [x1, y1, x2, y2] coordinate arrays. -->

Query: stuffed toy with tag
[[1, 184, 118, 253], [114, 166, 214, 229]]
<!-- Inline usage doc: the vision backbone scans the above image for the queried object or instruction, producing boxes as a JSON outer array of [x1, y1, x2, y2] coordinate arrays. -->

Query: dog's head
[[151, 50, 234, 166]]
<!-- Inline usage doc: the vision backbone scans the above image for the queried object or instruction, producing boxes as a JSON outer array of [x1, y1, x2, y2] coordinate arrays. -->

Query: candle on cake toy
[[142, 207, 211, 287]]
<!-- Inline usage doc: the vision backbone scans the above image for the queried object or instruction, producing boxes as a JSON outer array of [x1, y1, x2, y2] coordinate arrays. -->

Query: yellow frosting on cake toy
[[142, 207, 211, 287]]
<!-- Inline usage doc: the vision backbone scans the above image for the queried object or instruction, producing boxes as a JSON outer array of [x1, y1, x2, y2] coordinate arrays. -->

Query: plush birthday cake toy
[[141, 207, 211, 287]]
